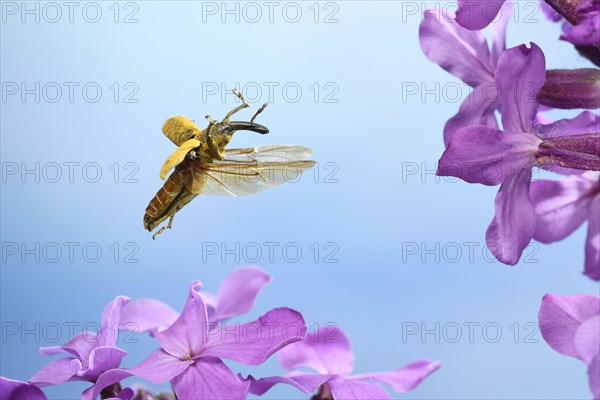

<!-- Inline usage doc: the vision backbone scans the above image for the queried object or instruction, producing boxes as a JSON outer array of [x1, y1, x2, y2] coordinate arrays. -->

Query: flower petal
[[245, 372, 331, 395], [155, 281, 208, 359], [29, 358, 76, 386], [456, 0, 506, 30], [540, 1, 562, 22], [438, 126, 539, 186], [588, 355, 600, 400], [328, 377, 392, 400], [419, 9, 494, 85], [585, 195, 600, 280], [539, 293, 600, 360], [114, 387, 135, 400], [485, 170, 536, 265], [0, 377, 47, 400], [496, 43, 545, 134], [119, 298, 179, 333], [574, 315, 600, 399], [203, 307, 305, 365], [129, 349, 192, 384], [351, 359, 441, 393], [561, 11, 600, 45], [207, 267, 271, 324], [489, 1, 511, 66], [278, 326, 355, 376], [100, 296, 131, 347], [574, 315, 600, 365], [39, 332, 98, 361], [529, 176, 595, 243], [443, 82, 499, 146], [80, 369, 133, 400], [78, 346, 127, 381], [171, 357, 249, 400], [536, 111, 600, 139]]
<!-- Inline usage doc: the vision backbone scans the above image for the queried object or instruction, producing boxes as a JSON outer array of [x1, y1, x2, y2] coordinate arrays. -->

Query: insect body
[[144, 91, 315, 238]]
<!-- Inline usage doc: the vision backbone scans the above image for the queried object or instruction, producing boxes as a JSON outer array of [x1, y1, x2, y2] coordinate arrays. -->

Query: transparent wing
[[186, 145, 315, 196], [223, 145, 313, 163]]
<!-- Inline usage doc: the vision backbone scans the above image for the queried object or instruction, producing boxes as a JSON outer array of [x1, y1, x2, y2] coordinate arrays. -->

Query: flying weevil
[[144, 90, 315, 239]]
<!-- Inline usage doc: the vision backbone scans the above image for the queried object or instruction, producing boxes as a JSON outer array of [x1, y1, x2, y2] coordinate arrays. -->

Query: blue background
[[1, 1, 598, 399]]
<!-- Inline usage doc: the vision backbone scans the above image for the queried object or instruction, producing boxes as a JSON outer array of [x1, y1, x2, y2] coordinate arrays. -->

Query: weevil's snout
[[227, 121, 269, 135], [249, 122, 269, 134]]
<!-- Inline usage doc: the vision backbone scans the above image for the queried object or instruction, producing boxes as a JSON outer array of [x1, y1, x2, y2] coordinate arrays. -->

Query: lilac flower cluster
[[421, 1, 599, 398], [0, 268, 440, 400], [420, 0, 600, 278]]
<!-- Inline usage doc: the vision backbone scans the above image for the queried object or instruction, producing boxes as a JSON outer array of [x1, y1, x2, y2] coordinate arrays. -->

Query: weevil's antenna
[[223, 90, 250, 121], [251, 101, 269, 124], [232, 89, 247, 104]]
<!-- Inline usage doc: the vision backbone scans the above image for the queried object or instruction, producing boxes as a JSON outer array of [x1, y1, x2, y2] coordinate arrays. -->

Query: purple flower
[[245, 327, 440, 399], [0, 377, 47, 400], [419, 3, 509, 144], [437, 42, 600, 265], [119, 267, 271, 333], [86, 281, 306, 400], [27, 296, 159, 399], [29, 296, 130, 387], [530, 172, 600, 280], [455, 0, 507, 30], [539, 293, 600, 399]]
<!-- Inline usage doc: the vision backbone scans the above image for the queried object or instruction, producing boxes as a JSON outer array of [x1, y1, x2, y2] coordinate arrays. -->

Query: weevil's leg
[[223, 89, 250, 121], [205, 115, 216, 125], [207, 135, 225, 160], [204, 119, 224, 160], [204, 115, 216, 139], [251, 101, 269, 124], [205, 115, 216, 140], [152, 213, 176, 240]]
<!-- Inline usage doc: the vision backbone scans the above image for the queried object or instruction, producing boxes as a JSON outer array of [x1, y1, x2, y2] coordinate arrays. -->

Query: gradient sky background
[[1, 1, 599, 399]]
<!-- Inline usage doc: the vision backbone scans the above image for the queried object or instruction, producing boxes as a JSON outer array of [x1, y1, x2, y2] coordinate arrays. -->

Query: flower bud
[[544, 0, 588, 24], [538, 68, 600, 109], [538, 131, 600, 170]]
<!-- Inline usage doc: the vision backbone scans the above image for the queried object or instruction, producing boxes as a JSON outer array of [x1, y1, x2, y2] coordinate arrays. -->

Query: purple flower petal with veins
[[539, 293, 600, 399], [0, 377, 47, 400], [203, 266, 271, 324], [419, 4, 511, 144], [119, 298, 179, 333], [245, 327, 440, 399], [530, 172, 600, 280], [455, 0, 507, 30]]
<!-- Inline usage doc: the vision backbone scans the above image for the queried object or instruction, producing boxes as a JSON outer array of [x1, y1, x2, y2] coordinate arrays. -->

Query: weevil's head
[[218, 120, 269, 136], [207, 120, 269, 149]]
